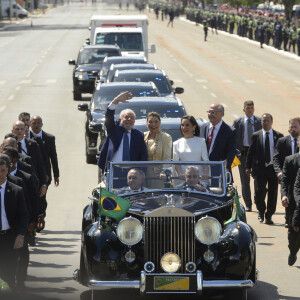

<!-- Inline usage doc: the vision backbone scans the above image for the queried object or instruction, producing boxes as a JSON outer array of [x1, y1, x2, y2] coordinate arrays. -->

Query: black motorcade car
[[74, 161, 257, 300], [111, 69, 184, 98], [69, 45, 121, 100], [96, 56, 147, 85], [77, 82, 161, 164], [106, 63, 157, 83]]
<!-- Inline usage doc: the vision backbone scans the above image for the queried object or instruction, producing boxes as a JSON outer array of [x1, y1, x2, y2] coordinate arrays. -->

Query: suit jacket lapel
[[4, 182, 12, 217], [211, 123, 225, 152], [259, 130, 264, 151], [254, 117, 261, 131]]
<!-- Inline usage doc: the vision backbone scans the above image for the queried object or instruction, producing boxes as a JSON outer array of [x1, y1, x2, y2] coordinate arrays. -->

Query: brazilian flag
[[224, 188, 242, 225], [98, 188, 131, 222], [231, 156, 241, 168]]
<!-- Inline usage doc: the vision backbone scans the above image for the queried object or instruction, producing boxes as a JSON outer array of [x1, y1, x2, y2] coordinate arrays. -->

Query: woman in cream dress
[[173, 115, 209, 180], [144, 112, 172, 188]]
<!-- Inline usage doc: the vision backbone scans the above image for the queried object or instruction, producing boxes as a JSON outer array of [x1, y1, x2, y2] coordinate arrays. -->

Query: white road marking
[[26, 65, 38, 78], [0, 38, 16, 48], [173, 58, 177, 62], [202, 85, 208, 89], [15, 86, 20, 91], [172, 79, 182, 83], [196, 79, 208, 83], [294, 80, 300, 85], [178, 63, 193, 77], [46, 79, 57, 84], [296, 87, 300, 91], [211, 93, 217, 98], [0, 80, 6, 85], [0, 106, 6, 112], [20, 80, 32, 84], [222, 103, 228, 108], [245, 80, 256, 84], [269, 80, 279, 84], [8, 95, 14, 101], [222, 79, 232, 83], [232, 114, 239, 119]]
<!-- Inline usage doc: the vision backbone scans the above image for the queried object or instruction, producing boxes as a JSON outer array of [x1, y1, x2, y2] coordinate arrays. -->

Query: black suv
[[69, 45, 121, 100]]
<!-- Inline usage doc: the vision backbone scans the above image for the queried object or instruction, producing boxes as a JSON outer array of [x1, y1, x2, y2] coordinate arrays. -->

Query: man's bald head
[[2, 137, 18, 149], [30, 115, 43, 134], [12, 121, 26, 141]]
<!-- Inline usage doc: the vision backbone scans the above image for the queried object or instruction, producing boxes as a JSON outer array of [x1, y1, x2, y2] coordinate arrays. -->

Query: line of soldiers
[[185, 9, 300, 55], [150, 2, 183, 21], [0, 113, 59, 293]]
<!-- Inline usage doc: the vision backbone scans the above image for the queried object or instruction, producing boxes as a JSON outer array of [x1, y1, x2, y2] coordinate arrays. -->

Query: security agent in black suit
[[200, 103, 237, 171], [30, 116, 60, 229], [12, 121, 47, 196], [274, 118, 300, 227], [232, 100, 261, 211], [246, 113, 284, 224], [0, 156, 28, 289], [2, 149, 38, 289], [281, 145, 300, 266], [291, 169, 300, 266]]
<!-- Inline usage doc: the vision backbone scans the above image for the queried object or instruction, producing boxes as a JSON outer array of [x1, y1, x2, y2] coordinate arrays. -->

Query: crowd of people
[[98, 92, 300, 267], [0, 113, 59, 293]]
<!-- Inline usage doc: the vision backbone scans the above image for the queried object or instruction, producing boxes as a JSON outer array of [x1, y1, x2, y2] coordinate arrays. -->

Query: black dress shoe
[[258, 215, 264, 222], [285, 223, 289, 228], [265, 218, 274, 225], [288, 254, 297, 266], [245, 206, 252, 212]]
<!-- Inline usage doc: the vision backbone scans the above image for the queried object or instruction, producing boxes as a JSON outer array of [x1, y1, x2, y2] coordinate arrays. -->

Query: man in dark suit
[[292, 169, 300, 266], [232, 100, 261, 211], [246, 113, 284, 224], [200, 103, 237, 171], [281, 142, 300, 266], [97, 91, 147, 178], [274, 117, 300, 227], [0, 155, 28, 289]]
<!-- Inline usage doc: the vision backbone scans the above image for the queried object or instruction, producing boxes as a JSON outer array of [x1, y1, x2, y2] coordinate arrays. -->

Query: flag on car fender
[[224, 188, 242, 225], [98, 188, 131, 222], [231, 155, 241, 168]]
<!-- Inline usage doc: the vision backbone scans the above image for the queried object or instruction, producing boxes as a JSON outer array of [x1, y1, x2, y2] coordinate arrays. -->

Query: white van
[[1, 1, 28, 18]]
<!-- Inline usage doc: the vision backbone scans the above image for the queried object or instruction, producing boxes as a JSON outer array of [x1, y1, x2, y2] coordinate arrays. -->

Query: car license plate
[[154, 276, 189, 290]]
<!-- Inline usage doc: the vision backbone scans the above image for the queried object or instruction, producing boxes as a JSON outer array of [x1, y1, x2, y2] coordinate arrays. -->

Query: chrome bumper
[[79, 271, 254, 293]]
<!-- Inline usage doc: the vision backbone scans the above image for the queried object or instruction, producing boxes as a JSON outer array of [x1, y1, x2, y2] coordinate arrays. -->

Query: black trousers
[[288, 227, 300, 256], [16, 233, 29, 285], [0, 231, 17, 288], [238, 149, 252, 207], [253, 165, 278, 219]]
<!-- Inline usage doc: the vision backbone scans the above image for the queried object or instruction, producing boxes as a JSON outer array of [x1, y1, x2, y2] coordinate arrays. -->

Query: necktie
[[207, 126, 215, 152], [122, 131, 130, 161], [18, 142, 22, 154], [0, 186, 2, 230], [247, 118, 253, 144], [294, 138, 299, 154], [265, 132, 271, 164]]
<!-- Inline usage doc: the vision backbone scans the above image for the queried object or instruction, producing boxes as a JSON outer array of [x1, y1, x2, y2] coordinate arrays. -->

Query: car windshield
[[92, 87, 160, 110], [105, 161, 226, 197], [101, 59, 146, 77], [77, 49, 120, 65], [115, 102, 186, 119], [113, 73, 172, 95], [95, 32, 143, 52]]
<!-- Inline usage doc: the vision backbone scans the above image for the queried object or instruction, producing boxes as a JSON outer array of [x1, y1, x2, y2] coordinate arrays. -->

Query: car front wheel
[[73, 87, 82, 101]]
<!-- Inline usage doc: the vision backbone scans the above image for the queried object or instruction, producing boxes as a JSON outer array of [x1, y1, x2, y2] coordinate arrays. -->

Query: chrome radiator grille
[[144, 216, 195, 273]]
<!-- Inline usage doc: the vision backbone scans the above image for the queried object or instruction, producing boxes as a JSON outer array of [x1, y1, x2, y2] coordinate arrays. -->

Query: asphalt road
[[0, 2, 299, 300]]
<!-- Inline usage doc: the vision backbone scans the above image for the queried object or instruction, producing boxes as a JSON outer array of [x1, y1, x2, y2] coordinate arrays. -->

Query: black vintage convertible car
[[74, 161, 257, 299]]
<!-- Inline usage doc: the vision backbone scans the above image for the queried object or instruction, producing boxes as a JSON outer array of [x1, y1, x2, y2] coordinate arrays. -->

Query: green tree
[[283, 0, 296, 21]]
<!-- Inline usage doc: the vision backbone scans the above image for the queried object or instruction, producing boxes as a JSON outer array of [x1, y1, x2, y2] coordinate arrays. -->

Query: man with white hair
[[97, 91, 147, 175]]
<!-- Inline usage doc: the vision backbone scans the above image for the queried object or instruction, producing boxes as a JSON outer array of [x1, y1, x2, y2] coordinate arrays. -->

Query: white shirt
[[0, 180, 10, 231], [19, 138, 28, 155], [208, 120, 223, 155], [262, 129, 274, 166], [243, 115, 255, 147], [291, 135, 299, 155], [10, 167, 17, 176], [108, 102, 132, 163], [31, 130, 43, 139]]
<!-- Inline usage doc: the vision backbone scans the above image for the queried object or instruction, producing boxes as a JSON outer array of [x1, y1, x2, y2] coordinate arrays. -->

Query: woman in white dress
[[173, 115, 209, 179]]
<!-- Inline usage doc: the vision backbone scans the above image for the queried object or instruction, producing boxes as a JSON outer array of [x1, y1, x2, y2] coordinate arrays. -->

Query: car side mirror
[[169, 80, 174, 86], [69, 59, 76, 65], [89, 122, 103, 133], [78, 103, 89, 111], [86, 38, 90, 45], [149, 44, 156, 53], [175, 87, 184, 94], [92, 188, 100, 199]]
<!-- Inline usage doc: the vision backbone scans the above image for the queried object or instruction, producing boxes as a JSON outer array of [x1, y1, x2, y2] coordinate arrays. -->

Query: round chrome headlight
[[195, 216, 222, 245], [161, 253, 181, 273], [117, 217, 143, 246]]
